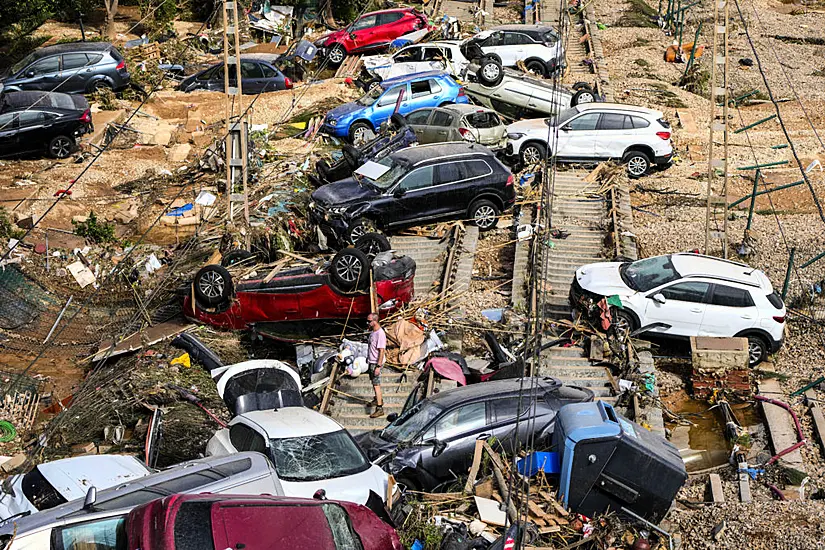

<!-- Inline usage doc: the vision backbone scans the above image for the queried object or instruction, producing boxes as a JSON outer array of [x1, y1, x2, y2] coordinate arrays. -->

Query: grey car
[[0, 42, 130, 94], [405, 104, 508, 150], [178, 57, 293, 94]]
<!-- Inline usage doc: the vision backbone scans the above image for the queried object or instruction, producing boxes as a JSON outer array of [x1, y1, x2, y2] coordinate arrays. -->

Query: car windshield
[[10, 53, 37, 75], [381, 400, 444, 443], [365, 156, 408, 190], [356, 86, 384, 106], [268, 430, 370, 482], [619, 255, 681, 292], [547, 107, 578, 127]]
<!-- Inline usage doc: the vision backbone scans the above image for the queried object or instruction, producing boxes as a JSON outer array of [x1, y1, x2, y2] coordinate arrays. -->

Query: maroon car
[[126, 493, 403, 550]]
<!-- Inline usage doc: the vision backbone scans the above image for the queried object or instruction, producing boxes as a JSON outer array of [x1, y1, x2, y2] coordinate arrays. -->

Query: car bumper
[[321, 123, 349, 138], [654, 153, 673, 168], [768, 334, 783, 354], [308, 208, 350, 246]]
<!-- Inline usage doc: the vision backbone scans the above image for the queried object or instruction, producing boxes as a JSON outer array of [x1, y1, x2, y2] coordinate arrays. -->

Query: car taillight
[[79, 109, 91, 123], [506, 174, 514, 187], [284, 76, 293, 89], [773, 315, 785, 323], [116, 59, 126, 71], [458, 88, 466, 97], [458, 128, 476, 142], [656, 131, 671, 140]]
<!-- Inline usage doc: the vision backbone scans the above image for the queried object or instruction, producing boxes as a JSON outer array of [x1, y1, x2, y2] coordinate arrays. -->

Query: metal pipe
[[781, 247, 795, 299], [737, 160, 789, 170], [43, 296, 73, 344], [745, 169, 760, 230], [734, 114, 777, 134], [729, 178, 804, 208], [799, 248, 825, 269]]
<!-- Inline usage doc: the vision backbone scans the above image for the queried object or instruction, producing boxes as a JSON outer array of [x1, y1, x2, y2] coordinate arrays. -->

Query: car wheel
[[193, 265, 234, 307], [92, 80, 113, 92], [478, 57, 504, 87], [470, 199, 500, 231], [367, 79, 382, 94], [520, 142, 546, 165], [342, 144, 362, 169], [327, 44, 346, 65], [623, 150, 651, 178], [349, 122, 374, 146], [48, 135, 74, 159], [395, 475, 421, 492], [571, 88, 597, 106], [611, 308, 637, 334], [389, 113, 408, 130], [747, 336, 768, 366], [316, 159, 333, 182], [330, 247, 370, 291], [348, 218, 378, 244], [221, 249, 256, 267], [354, 232, 391, 257], [526, 60, 547, 76]]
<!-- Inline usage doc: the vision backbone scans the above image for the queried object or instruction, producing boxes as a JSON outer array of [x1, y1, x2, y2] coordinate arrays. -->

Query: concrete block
[[709, 473, 725, 503], [167, 144, 191, 163], [759, 380, 805, 471]]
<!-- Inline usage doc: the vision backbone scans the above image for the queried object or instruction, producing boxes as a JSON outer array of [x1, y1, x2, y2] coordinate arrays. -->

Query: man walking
[[366, 313, 386, 418]]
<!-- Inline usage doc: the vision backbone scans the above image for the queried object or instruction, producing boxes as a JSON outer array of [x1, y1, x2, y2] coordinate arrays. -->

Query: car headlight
[[327, 119, 338, 127], [507, 132, 525, 140]]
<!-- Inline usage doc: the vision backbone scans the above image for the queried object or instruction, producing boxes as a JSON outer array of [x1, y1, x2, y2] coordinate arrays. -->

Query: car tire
[[354, 232, 391, 257], [526, 60, 547, 76], [342, 144, 362, 169], [193, 265, 234, 308], [221, 249, 256, 267], [520, 141, 546, 166], [91, 80, 113, 93], [348, 217, 378, 244], [623, 150, 652, 178], [470, 199, 500, 231], [330, 247, 370, 291], [389, 113, 408, 130], [571, 88, 597, 106], [477, 57, 504, 87], [48, 135, 75, 159], [395, 475, 421, 492], [747, 335, 768, 366], [611, 308, 638, 334], [349, 121, 374, 146], [327, 44, 346, 66]]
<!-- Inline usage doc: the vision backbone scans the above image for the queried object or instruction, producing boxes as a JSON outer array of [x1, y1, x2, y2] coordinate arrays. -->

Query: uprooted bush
[[72, 211, 116, 243], [0, 207, 25, 240]]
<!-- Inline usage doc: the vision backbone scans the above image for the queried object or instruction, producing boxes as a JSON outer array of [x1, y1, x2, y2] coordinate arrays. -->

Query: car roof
[[390, 142, 493, 164], [1, 91, 88, 112], [440, 103, 496, 116], [491, 24, 556, 32], [240, 407, 344, 438], [363, 7, 416, 15], [575, 102, 663, 118], [428, 377, 559, 408], [30, 42, 114, 57], [670, 253, 769, 289], [381, 70, 450, 88], [36, 455, 150, 501]]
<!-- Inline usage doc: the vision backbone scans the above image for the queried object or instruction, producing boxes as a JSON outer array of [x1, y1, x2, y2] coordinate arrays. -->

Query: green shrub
[[72, 211, 116, 243]]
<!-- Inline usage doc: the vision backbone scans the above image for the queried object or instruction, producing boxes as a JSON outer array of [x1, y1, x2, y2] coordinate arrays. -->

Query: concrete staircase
[[330, 370, 420, 435]]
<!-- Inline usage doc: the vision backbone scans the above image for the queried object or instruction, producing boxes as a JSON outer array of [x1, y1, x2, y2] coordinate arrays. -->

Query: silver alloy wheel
[[329, 46, 345, 64], [368, 81, 382, 93], [613, 312, 631, 334], [748, 340, 763, 364], [335, 255, 363, 283], [482, 63, 500, 81], [351, 126, 373, 146], [522, 145, 542, 165], [474, 205, 497, 228], [198, 271, 225, 299], [349, 224, 369, 243], [577, 91, 595, 104], [94, 80, 112, 91], [627, 155, 648, 176], [51, 137, 72, 158]]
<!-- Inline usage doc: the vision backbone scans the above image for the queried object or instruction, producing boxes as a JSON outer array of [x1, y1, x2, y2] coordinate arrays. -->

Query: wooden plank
[[805, 389, 825, 458], [319, 362, 340, 415], [464, 440, 484, 494], [481, 441, 508, 473], [676, 109, 700, 134], [709, 473, 725, 503], [758, 380, 805, 471]]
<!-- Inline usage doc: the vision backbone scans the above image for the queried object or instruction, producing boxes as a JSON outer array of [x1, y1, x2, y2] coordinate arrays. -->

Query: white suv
[[505, 103, 674, 177], [464, 25, 565, 77], [570, 253, 786, 365], [361, 41, 469, 83]]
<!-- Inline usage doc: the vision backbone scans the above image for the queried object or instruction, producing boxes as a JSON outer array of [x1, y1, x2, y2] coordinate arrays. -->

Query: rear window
[[175, 502, 216, 550], [710, 285, 754, 308], [630, 116, 650, 129], [767, 291, 784, 309], [21, 467, 67, 511], [322, 503, 364, 550], [657, 117, 671, 129], [466, 111, 501, 128], [211, 457, 253, 477]]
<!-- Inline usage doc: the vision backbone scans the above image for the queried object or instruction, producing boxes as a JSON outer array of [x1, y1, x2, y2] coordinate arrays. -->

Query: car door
[[643, 281, 711, 336], [501, 31, 531, 66], [421, 46, 450, 72], [15, 110, 49, 154], [372, 84, 408, 126], [432, 160, 471, 218], [260, 62, 283, 91], [488, 396, 536, 453], [700, 284, 759, 336], [405, 108, 434, 141], [480, 31, 505, 63], [594, 113, 632, 160], [61, 53, 93, 93], [407, 78, 444, 111], [387, 164, 438, 226], [0, 113, 19, 157], [375, 11, 406, 46], [392, 45, 425, 74], [17, 55, 61, 91], [423, 108, 455, 142], [557, 112, 600, 159], [420, 401, 489, 482], [349, 14, 378, 52], [239, 60, 266, 94]]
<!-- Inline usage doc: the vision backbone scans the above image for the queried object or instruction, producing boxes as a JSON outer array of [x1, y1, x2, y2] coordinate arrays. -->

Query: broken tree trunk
[[105, 0, 119, 38]]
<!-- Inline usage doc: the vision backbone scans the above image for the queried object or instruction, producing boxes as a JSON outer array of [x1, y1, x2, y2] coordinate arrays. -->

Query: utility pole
[[222, 1, 250, 244], [704, 0, 730, 257]]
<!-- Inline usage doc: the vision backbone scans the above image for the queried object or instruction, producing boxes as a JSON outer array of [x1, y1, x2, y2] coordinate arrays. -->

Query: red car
[[315, 8, 429, 65], [126, 493, 403, 550], [184, 248, 415, 337]]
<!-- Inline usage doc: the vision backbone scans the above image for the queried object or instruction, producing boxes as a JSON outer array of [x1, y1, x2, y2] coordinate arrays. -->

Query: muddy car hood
[[312, 177, 379, 206], [355, 429, 398, 462]]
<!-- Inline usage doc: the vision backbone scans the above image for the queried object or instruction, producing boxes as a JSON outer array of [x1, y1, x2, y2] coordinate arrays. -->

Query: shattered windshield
[[269, 430, 370, 482], [356, 86, 383, 106], [381, 401, 444, 443], [620, 255, 681, 292], [367, 156, 407, 190]]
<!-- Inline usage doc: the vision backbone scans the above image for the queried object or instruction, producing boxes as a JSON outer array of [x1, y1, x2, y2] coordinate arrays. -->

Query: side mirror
[[349, 32, 357, 40], [432, 439, 447, 457], [313, 488, 327, 500], [392, 188, 406, 198], [651, 293, 666, 304], [26, 70, 36, 78], [386, 413, 398, 422], [561, 125, 571, 132], [83, 486, 97, 509]]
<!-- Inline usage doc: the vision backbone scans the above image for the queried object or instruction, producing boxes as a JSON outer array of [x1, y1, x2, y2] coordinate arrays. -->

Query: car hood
[[576, 261, 632, 296], [312, 177, 378, 206], [327, 101, 365, 122], [0, 478, 35, 522], [316, 29, 348, 46], [278, 464, 388, 505], [355, 430, 397, 461], [507, 118, 551, 134]]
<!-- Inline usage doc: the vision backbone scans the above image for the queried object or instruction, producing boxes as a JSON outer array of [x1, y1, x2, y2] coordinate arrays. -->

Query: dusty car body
[[405, 104, 508, 150], [126, 493, 402, 550]]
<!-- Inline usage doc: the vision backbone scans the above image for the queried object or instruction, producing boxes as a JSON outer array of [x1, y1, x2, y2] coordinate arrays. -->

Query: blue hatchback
[[323, 71, 469, 144]]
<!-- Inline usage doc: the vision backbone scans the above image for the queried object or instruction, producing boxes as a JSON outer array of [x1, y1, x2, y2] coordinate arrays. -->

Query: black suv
[[0, 91, 92, 158], [0, 42, 130, 94], [356, 377, 594, 491], [309, 142, 516, 246]]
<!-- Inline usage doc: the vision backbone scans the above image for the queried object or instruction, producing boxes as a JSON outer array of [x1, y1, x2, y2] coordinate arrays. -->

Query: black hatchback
[[308, 142, 516, 246], [355, 377, 594, 492], [0, 42, 129, 95], [0, 91, 92, 158]]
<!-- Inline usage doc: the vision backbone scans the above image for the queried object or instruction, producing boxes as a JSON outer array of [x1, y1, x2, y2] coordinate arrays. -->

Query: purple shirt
[[368, 327, 386, 365]]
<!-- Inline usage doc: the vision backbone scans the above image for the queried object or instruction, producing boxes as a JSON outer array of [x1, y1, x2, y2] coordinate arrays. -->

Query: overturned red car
[[184, 248, 415, 337]]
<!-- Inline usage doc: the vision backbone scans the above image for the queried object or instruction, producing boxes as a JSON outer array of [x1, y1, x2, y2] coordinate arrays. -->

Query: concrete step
[[336, 409, 404, 428]]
